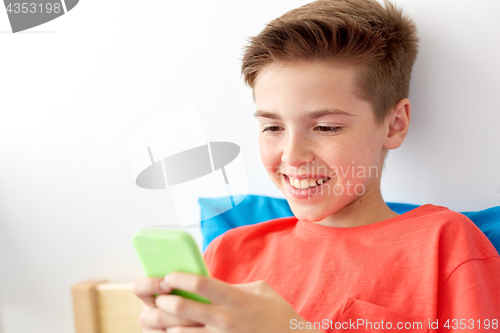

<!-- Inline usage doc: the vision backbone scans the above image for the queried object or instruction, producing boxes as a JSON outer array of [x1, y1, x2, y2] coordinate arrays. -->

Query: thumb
[[232, 280, 273, 296]]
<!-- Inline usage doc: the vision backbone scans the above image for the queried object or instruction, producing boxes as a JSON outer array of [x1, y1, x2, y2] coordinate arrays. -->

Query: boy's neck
[[313, 187, 399, 228]]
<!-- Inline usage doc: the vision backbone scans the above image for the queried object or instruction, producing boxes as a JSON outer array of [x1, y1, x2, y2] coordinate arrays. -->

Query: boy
[[133, 0, 500, 331]]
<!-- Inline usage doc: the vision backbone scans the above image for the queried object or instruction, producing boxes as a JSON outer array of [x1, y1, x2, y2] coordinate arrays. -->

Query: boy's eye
[[262, 126, 342, 134], [315, 126, 342, 134], [262, 126, 284, 133]]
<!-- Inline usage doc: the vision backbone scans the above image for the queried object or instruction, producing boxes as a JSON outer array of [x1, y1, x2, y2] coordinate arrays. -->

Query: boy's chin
[[287, 204, 331, 223], [286, 196, 351, 223]]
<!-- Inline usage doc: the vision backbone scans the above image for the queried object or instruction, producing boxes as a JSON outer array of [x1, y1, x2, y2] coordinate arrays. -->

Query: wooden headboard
[[71, 280, 143, 333]]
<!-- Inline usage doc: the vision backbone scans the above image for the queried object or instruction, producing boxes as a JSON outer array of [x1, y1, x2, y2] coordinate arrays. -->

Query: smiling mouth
[[283, 175, 332, 190]]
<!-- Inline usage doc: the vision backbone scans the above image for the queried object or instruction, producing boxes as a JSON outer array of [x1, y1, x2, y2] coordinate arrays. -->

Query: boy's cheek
[[258, 141, 278, 164]]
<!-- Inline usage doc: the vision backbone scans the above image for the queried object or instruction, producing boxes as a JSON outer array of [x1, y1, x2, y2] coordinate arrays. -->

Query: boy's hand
[[133, 277, 203, 330], [153, 272, 320, 333]]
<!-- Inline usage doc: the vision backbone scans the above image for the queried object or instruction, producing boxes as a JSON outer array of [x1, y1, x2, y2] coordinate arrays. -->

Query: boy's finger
[[133, 277, 172, 307], [232, 280, 273, 296], [164, 272, 240, 305], [162, 327, 207, 333], [141, 305, 201, 328], [156, 294, 215, 327]]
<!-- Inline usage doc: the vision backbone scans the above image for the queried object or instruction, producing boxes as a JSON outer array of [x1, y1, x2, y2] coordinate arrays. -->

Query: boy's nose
[[281, 154, 315, 165], [281, 139, 315, 167]]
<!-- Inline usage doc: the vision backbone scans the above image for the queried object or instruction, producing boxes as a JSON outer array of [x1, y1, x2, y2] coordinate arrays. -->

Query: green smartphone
[[132, 228, 211, 304]]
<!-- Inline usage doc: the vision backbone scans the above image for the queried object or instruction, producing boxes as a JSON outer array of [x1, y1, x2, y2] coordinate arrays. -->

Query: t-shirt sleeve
[[437, 256, 500, 331]]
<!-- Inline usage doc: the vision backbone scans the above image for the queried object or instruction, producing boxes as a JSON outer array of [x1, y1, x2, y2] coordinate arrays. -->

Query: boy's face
[[253, 61, 391, 224]]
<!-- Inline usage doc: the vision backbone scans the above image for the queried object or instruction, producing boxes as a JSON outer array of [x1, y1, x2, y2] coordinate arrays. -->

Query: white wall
[[383, 0, 500, 211], [0, 0, 498, 332]]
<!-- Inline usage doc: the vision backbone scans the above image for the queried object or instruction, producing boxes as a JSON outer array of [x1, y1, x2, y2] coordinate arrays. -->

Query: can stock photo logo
[[129, 105, 248, 228]]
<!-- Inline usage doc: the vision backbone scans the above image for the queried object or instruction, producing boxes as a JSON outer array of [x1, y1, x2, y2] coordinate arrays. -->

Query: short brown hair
[[241, 0, 419, 123]]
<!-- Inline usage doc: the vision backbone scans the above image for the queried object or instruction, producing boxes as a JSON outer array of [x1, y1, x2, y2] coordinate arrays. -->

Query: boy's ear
[[383, 98, 411, 150]]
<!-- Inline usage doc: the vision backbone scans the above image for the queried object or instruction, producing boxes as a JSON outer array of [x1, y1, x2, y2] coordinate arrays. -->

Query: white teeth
[[288, 176, 329, 189]]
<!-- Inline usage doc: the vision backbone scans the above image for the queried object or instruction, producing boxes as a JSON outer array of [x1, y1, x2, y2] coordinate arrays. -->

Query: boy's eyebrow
[[253, 109, 355, 119]]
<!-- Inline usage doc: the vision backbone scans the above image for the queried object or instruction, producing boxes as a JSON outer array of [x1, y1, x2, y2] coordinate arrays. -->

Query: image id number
[[6, 3, 62, 14], [443, 319, 498, 330]]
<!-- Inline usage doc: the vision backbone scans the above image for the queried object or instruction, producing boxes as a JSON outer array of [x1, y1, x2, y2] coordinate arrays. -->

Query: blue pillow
[[200, 195, 293, 251], [199, 195, 500, 254]]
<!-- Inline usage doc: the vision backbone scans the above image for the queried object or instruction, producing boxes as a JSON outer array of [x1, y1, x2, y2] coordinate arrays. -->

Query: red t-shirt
[[203, 204, 500, 332]]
